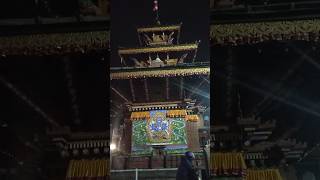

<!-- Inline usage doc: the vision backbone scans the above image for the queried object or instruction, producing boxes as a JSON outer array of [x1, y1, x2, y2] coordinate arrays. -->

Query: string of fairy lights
[[0, 77, 48, 175], [0, 149, 48, 177], [0, 76, 60, 127], [0, 134, 45, 176], [63, 58, 81, 125], [0, 150, 22, 166]]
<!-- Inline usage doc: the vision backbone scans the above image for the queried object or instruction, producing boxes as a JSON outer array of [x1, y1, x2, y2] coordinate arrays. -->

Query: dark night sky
[[110, 0, 210, 67]]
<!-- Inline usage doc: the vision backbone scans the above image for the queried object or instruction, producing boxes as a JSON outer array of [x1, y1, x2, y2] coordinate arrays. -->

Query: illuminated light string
[[153, 0, 160, 24], [0, 149, 47, 177], [0, 76, 60, 127], [63, 58, 81, 125], [0, 150, 21, 165], [226, 50, 233, 119]]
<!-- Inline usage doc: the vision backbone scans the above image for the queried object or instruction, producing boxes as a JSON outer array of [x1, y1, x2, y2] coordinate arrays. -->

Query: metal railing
[[111, 149, 210, 179], [111, 168, 178, 180], [111, 168, 207, 180]]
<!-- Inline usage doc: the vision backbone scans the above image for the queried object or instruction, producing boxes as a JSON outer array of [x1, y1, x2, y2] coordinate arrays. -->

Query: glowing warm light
[[110, 143, 116, 151]]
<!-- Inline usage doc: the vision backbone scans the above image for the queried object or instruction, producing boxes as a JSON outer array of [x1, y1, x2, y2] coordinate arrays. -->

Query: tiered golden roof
[[117, 23, 200, 68], [137, 24, 182, 46]]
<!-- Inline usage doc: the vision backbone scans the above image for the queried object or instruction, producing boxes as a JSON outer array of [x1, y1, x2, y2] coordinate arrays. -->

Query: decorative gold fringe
[[210, 152, 247, 176], [210, 19, 320, 46], [66, 159, 109, 178], [167, 110, 187, 118], [110, 67, 210, 80], [245, 169, 283, 180], [118, 43, 198, 55], [130, 110, 200, 121], [185, 114, 199, 122], [0, 31, 109, 56], [130, 111, 151, 120], [137, 25, 181, 33]]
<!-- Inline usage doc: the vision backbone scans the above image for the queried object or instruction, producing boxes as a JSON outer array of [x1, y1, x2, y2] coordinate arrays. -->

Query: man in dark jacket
[[176, 151, 198, 180]]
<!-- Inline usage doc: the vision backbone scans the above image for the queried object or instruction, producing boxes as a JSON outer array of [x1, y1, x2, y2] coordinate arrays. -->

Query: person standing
[[176, 151, 199, 180]]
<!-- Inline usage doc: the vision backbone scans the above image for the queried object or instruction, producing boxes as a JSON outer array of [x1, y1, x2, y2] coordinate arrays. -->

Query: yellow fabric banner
[[245, 169, 283, 180], [185, 114, 199, 122], [130, 111, 151, 120], [167, 110, 187, 117], [210, 152, 247, 176], [66, 159, 109, 178]]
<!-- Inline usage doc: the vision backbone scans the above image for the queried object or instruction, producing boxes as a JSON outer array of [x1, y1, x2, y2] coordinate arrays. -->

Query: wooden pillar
[[180, 77, 184, 99], [164, 154, 167, 168], [129, 79, 136, 102], [226, 47, 235, 121], [123, 119, 132, 154], [166, 77, 170, 100], [186, 121, 201, 152], [144, 78, 150, 101], [148, 155, 152, 169]]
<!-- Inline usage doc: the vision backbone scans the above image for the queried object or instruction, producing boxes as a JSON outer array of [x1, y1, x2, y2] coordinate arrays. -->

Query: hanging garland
[[211, 19, 320, 46], [0, 76, 60, 127], [0, 31, 109, 56], [63, 58, 81, 125]]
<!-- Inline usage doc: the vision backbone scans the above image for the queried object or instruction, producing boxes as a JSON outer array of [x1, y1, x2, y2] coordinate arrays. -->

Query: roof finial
[[153, 0, 161, 25]]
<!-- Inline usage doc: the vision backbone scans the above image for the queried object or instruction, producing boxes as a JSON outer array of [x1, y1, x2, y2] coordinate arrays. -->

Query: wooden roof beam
[[144, 78, 150, 102], [166, 77, 170, 100], [180, 77, 184, 99], [129, 79, 136, 102], [111, 86, 129, 102]]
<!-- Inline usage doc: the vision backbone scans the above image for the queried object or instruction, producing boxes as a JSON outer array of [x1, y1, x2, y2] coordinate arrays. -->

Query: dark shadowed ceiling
[[0, 54, 108, 179]]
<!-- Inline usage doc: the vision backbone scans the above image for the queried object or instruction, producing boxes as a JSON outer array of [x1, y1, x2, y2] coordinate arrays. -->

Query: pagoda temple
[[110, 9, 210, 180]]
